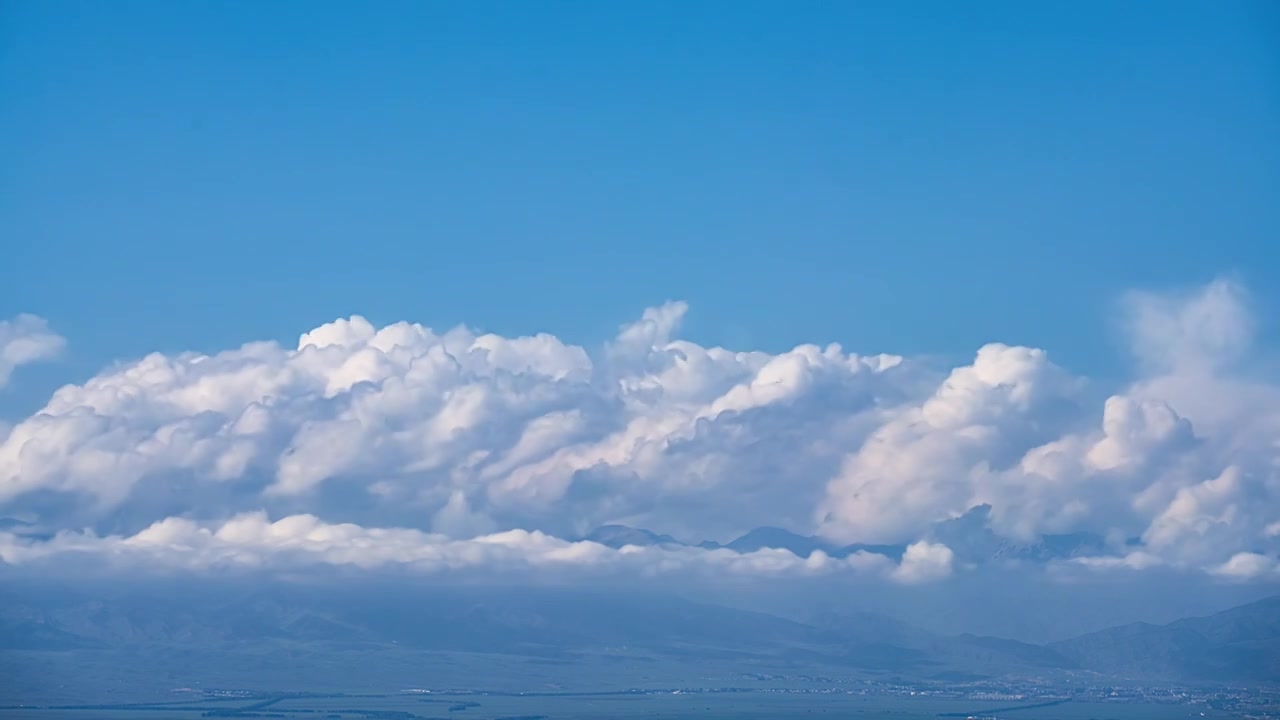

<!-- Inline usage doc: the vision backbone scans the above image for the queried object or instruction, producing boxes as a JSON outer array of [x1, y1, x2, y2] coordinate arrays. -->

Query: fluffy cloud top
[[0, 303, 907, 540], [0, 314, 64, 389], [1, 281, 1278, 582]]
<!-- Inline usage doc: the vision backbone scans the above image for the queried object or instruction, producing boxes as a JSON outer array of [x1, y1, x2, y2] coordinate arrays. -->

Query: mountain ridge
[[577, 507, 1108, 566], [1050, 594, 1280, 682], [2, 579, 1275, 688]]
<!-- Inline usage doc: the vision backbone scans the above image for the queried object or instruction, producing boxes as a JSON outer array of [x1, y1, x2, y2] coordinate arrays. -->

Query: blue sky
[[3, 0, 1278, 397], [6, 2, 1280, 601]]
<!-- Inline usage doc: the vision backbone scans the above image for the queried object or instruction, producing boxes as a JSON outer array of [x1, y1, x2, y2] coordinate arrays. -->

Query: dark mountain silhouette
[[719, 526, 829, 556]]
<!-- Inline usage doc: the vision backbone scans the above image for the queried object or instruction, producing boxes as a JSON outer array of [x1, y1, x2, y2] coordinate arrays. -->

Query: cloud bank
[[0, 510, 930, 582], [1, 279, 1278, 582]]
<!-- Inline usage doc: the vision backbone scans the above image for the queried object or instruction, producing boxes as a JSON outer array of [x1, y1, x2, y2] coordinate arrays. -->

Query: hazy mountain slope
[[581, 524, 683, 548], [809, 609, 1076, 675], [0, 582, 846, 658], [1050, 595, 1280, 681], [3, 579, 1275, 694], [0, 580, 1080, 680]]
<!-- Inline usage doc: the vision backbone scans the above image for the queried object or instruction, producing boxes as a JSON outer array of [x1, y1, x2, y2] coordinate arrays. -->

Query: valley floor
[[3, 683, 1276, 720]]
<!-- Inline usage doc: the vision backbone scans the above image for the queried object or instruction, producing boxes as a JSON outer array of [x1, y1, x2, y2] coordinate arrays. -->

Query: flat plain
[[2, 691, 1240, 720]]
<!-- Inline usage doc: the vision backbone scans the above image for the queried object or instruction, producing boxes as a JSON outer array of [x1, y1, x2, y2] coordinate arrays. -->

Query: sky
[[3, 1, 1279, 389], [2, 2, 1280, 613]]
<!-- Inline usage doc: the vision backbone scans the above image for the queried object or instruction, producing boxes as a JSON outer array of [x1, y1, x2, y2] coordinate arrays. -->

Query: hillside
[[2, 579, 1276, 703], [1050, 595, 1280, 682]]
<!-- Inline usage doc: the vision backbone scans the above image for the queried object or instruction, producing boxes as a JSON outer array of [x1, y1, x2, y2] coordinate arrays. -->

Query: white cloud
[[1210, 552, 1278, 580], [0, 306, 908, 540], [1, 280, 1280, 582], [890, 541, 955, 584], [1143, 467, 1248, 563], [817, 343, 1085, 544], [1071, 552, 1166, 572], [0, 511, 939, 583], [817, 280, 1280, 577], [1122, 279, 1252, 375], [0, 314, 65, 389]]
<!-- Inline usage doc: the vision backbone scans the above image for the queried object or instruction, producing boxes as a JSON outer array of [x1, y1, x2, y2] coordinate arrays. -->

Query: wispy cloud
[[0, 314, 64, 389]]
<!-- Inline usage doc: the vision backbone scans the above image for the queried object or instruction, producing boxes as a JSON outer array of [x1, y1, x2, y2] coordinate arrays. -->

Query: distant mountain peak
[[929, 505, 1105, 564], [579, 516, 1105, 566], [581, 524, 683, 548], [725, 526, 827, 555]]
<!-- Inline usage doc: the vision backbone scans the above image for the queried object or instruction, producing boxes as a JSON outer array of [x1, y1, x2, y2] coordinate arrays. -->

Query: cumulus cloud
[[818, 343, 1085, 544], [1, 281, 1279, 583], [816, 280, 1280, 578], [0, 304, 907, 540], [890, 541, 955, 584], [0, 314, 65, 389], [1210, 552, 1279, 581]]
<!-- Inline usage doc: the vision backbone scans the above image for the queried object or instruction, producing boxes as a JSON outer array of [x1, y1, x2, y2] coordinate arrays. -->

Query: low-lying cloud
[[1, 279, 1278, 582], [0, 511, 936, 583]]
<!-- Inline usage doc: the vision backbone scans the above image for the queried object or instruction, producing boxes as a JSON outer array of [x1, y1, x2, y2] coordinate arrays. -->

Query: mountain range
[[1049, 595, 1280, 683], [579, 505, 1109, 565], [2, 578, 1277, 703]]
